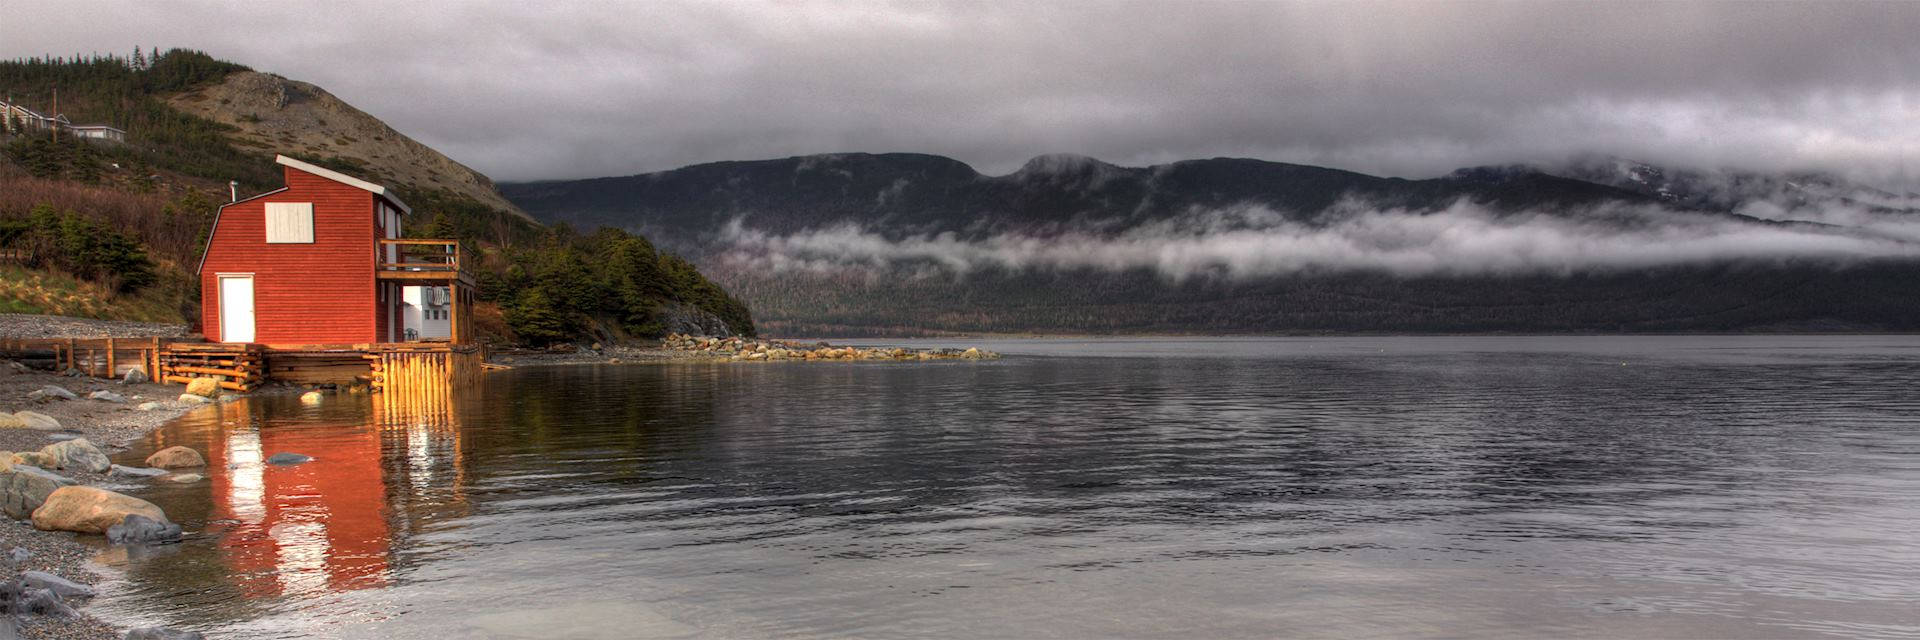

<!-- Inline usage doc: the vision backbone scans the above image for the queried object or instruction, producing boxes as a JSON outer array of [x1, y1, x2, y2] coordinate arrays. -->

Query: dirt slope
[[167, 71, 533, 220]]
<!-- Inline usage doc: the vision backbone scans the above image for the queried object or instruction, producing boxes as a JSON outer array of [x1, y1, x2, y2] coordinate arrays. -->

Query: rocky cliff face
[[166, 71, 532, 220]]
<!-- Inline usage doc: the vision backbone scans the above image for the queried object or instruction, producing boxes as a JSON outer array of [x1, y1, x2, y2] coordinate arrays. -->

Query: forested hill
[[504, 153, 1920, 336], [0, 49, 752, 342]]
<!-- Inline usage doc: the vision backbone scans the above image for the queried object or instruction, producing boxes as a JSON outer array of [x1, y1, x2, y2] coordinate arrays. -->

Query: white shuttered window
[[265, 202, 315, 243]]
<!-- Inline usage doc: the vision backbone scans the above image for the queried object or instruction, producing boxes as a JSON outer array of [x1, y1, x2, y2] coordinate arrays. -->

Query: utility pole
[[49, 87, 57, 142]]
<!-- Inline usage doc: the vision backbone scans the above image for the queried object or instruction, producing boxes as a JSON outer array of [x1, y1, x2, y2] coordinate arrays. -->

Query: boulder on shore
[[40, 439, 111, 473], [88, 390, 128, 403], [146, 446, 206, 469], [183, 377, 220, 398], [18, 586, 79, 617], [0, 414, 25, 430], [163, 473, 203, 484], [0, 465, 78, 520], [38, 385, 79, 400], [109, 465, 169, 478], [13, 411, 62, 431], [31, 486, 170, 535], [177, 393, 211, 405], [21, 571, 94, 599], [122, 368, 150, 384], [10, 452, 56, 468], [135, 401, 162, 411]]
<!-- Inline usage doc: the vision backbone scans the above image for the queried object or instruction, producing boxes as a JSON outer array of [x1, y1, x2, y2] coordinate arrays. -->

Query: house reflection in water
[[150, 380, 472, 601]]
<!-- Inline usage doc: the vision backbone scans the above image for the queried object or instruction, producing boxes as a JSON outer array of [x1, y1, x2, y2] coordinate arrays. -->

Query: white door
[[218, 275, 256, 343]]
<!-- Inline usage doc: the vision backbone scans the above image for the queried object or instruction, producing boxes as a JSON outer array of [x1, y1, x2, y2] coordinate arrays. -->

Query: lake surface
[[88, 336, 1920, 638]]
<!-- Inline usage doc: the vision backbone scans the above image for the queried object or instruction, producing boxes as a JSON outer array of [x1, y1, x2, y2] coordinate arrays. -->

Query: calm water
[[84, 337, 1920, 639]]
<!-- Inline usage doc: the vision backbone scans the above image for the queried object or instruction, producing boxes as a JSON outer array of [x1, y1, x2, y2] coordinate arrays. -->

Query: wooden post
[[105, 338, 116, 378], [449, 285, 462, 345], [65, 338, 75, 372], [149, 337, 161, 380]]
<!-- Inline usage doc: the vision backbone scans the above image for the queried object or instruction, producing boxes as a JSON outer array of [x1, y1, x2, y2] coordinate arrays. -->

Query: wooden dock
[[0, 338, 487, 393]]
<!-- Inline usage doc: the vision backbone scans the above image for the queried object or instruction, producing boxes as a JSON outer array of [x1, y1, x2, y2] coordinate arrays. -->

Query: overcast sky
[[5, 1, 1918, 185]]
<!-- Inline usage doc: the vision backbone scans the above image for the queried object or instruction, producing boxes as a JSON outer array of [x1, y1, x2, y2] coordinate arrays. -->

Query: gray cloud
[[716, 199, 1920, 281], [5, 1, 1919, 186]]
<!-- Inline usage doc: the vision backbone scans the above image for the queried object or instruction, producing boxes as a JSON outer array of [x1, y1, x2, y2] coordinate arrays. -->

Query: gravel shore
[[0, 364, 209, 640], [0, 315, 187, 341]]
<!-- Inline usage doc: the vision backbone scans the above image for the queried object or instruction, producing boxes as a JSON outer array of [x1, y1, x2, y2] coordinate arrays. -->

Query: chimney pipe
[[229, 180, 239, 203]]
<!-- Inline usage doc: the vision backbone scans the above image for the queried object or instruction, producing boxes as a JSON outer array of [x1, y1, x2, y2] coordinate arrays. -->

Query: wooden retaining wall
[[158, 343, 263, 391], [365, 344, 482, 395]]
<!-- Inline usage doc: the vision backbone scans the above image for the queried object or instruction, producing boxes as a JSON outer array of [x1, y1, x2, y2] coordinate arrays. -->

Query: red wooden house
[[198, 155, 474, 346]]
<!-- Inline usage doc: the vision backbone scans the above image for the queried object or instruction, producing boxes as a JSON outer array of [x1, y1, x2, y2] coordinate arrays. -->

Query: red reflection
[[205, 400, 393, 599]]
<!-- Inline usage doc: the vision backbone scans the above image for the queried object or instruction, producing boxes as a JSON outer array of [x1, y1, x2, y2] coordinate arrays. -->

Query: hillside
[[0, 50, 752, 342], [504, 153, 1920, 336], [167, 71, 533, 221]]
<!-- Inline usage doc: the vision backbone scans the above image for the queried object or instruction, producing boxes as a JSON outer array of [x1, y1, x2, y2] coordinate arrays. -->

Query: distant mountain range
[[502, 153, 1920, 336]]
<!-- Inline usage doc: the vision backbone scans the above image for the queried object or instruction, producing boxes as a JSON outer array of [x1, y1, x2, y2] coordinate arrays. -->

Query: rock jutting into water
[[661, 333, 998, 363], [31, 486, 172, 535], [266, 452, 312, 465], [106, 514, 183, 544], [145, 446, 205, 469]]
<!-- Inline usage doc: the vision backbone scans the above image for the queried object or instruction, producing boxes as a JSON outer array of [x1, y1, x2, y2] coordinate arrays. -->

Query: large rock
[[31, 486, 169, 534], [177, 393, 211, 405], [121, 368, 150, 384], [13, 411, 61, 431], [19, 586, 78, 617], [40, 439, 110, 473], [299, 390, 324, 404], [145, 446, 206, 469], [0, 466, 78, 520], [21, 571, 94, 599], [10, 452, 56, 468], [163, 473, 203, 484], [135, 401, 162, 411], [37, 385, 78, 400], [88, 390, 128, 403], [0, 414, 25, 429], [125, 627, 206, 640], [107, 514, 182, 544], [183, 378, 220, 398], [109, 465, 169, 478]]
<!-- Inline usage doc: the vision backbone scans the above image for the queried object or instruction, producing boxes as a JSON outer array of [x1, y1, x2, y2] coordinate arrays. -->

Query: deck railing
[[378, 238, 469, 282]]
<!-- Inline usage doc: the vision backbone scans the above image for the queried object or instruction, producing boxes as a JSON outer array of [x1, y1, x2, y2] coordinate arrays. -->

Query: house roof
[[274, 155, 413, 215]]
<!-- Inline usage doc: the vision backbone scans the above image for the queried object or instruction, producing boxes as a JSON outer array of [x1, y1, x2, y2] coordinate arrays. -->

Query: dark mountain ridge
[[502, 152, 1920, 336], [504, 152, 1678, 242]]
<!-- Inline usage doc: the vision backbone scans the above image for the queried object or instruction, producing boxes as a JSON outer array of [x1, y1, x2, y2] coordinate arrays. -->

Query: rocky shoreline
[[0, 362, 212, 640], [488, 335, 1001, 367], [660, 334, 999, 362]]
